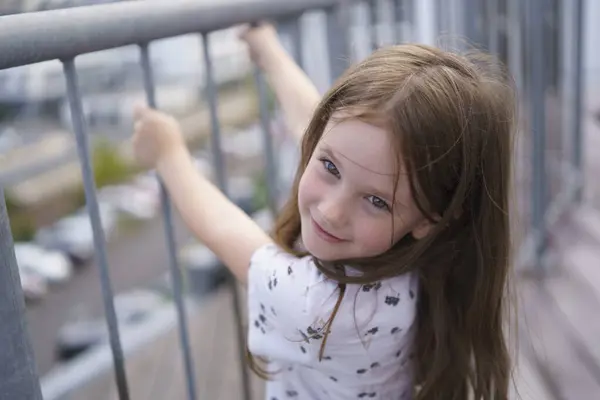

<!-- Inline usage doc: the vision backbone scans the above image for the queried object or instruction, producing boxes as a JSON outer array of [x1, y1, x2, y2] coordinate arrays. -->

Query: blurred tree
[[4, 193, 36, 242], [92, 138, 133, 188]]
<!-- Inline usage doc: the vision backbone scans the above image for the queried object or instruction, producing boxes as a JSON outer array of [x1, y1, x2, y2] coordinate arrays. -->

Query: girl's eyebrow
[[320, 142, 395, 177], [319, 143, 405, 206], [319, 145, 342, 166]]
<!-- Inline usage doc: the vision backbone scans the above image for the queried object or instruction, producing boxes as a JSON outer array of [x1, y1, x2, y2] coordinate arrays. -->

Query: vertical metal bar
[[526, 0, 548, 268], [446, 0, 461, 49], [379, 0, 391, 46], [368, 0, 378, 50], [0, 190, 42, 400], [403, 0, 414, 43], [435, 0, 444, 39], [546, 0, 559, 91], [507, 0, 524, 95], [201, 32, 252, 400], [139, 43, 198, 400], [292, 18, 304, 67], [326, 3, 351, 84], [559, 0, 572, 177], [572, 0, 585, 203], [392, 0, 404, 43], [251, 21, 279, 215], [254, 69, 279, 216], [486, 0, 499, 55], [496, 0, 509, 64], [281, 16, 304, 68], [202, 34, 227, 193], [62, 58, 130, 400], [463, 0, 483, 48]]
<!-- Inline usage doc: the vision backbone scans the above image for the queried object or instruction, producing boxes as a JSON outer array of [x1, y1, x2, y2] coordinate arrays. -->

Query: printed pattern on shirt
[[247, 243, 419, 400]]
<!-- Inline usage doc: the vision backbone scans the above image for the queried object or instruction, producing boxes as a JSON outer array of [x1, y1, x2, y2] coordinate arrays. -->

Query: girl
[[132, 23, 515, 400]]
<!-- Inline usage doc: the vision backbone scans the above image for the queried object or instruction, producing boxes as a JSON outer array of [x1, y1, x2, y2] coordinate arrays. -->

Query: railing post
[[434, 0, 446, 41], [326, 2, 352, 85], [0, 189, 43, 400], [525, 0, 548, 269], [248, 22, 282, 216], [201, 32, 252, 400], [507, 0, 524, 96], [486, 0, 499, 55], [572, 0, 585, 203], [279, 16, 304, 68], [395, 0, 415, 44], [139, 43, 198, 400], [392, 0, 404, 43], [463, 0, 485, 48], [368, 0, 379, 51], [201, 35, 228, 193], [62, 58, 130, 400], [253, 69, 280, 216]]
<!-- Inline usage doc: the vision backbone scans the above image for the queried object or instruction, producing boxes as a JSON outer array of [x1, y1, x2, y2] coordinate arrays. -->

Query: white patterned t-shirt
[[247, 243, 418, 400]]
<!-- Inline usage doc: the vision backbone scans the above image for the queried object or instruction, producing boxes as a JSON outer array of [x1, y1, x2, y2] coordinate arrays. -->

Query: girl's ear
[[411, 217, 436, 240]]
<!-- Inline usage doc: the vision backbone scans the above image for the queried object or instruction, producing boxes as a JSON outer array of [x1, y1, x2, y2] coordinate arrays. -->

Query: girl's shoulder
[[248, 242, 334, 296]]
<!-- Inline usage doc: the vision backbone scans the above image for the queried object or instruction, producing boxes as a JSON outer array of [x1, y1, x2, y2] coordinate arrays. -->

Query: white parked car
[[14, 242, 73, 284], [18, 267, 48, 303], [35, 203, 117, 265], [73, 202, 118, 233], [98, 184, 159, 220], [0, 126, 22, 154], [131, 173, 160, 198]]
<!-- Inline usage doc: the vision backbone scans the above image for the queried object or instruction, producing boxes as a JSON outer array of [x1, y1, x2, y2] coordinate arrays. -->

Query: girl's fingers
[[133, 103, 149, 121], [236, 23, 251, 39]]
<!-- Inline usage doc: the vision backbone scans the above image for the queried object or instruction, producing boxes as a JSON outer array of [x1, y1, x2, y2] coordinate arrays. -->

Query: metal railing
[[0, 0, 586, 399]]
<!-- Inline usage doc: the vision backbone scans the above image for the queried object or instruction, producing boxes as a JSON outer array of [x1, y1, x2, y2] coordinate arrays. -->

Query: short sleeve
[[247, 243, 340, 365]]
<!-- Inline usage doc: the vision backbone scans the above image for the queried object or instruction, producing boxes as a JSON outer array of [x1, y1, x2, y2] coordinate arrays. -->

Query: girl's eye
[[367, 195, 390, 211], [321, 159, 340, 177]]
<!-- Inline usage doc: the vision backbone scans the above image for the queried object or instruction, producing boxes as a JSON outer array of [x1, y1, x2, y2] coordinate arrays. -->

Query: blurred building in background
[[0, 0, 251, 142]]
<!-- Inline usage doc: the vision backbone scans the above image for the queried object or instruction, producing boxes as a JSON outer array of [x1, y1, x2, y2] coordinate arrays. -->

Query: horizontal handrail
[[0, 0, 341, 70]]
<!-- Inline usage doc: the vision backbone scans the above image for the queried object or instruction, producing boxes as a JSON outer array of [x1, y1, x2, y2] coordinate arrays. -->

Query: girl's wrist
[[260, 41, 290, 73], [156, 144, 190, 176]]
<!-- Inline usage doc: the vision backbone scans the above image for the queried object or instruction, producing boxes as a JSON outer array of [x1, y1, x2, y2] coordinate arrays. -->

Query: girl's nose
[[318, 196, 348, 229]]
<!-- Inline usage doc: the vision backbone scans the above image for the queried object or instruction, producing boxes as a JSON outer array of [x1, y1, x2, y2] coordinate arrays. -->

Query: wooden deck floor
[[65, 284, 266, 400], [512, 206, 600, 400]]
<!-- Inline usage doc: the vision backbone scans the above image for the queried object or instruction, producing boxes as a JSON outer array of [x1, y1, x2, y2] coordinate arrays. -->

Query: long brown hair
[[259, 44, 515, 399]]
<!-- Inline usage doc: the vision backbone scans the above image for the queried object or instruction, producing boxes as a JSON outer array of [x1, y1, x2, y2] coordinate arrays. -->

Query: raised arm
[[240, 24, 321, 143], [132, 106, 272, 284]]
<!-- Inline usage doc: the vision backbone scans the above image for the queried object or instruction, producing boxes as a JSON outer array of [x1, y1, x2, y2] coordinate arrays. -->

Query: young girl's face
[[297, 116, 430, 261]]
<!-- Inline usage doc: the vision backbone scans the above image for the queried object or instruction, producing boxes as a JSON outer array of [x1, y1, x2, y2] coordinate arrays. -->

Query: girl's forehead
[[319, 118, 401, 176]]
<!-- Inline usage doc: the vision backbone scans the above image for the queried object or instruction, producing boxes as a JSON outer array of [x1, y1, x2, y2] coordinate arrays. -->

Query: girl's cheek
[[356, 223, 395, 255], [300, 165, 323, 201], [298, 171, 316, 209]]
